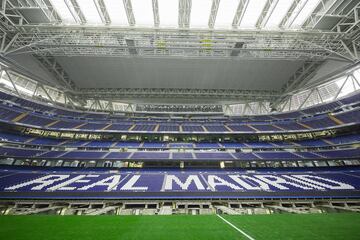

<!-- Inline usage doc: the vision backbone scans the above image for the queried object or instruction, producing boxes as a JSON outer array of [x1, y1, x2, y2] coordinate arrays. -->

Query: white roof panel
[[132, 0, 154, 27], [239, 0, 267, 28], [290, 0, 321, 28], [77, 0, 102, 24], [190, 0, 212, 28], [159, 0, 178, 27], [265, 0, 294, 29], [214, 0, 239, 29], [103, 0, 129, 25], [49, 0, 76, 23]]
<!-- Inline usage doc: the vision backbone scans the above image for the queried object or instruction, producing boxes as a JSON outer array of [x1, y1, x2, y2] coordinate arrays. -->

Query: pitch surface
[[0, 213, 359, 240]]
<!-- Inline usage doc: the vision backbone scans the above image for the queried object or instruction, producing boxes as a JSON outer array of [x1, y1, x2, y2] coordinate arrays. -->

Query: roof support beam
[[3, 33, 62, 56], [123, 0, 135, 26], [34, 0, 61, 23], [272, 61, 325, 107], [280, 61, 325, 94], [0, 33, 5, 52], [33, 55, 77, 90], [88, 99, 96, 111], [279, 0, 303, 29], [256, 0, 279, 29], [64, 94, 77, 109], [0, 0, 26, 30], [152, 0, 159, 27], [4, 70, 21, 97], [297, 88, 314, 110], [304, 0, 344, 29], [93, 0, 111, 25], [66, 0, 86, 24], [8, 27, 346, 60], [179, 0, 191, 28], [300, 38, 357, 62], [208, 0, 220, 28], [104, 100, 113, 111], [0, 32, 18, 53], [96, 100, 103, 111], [352, 74, 360, 88], [333, 75, 348, 99], [38, 84, 55, 103], [335, 2, 360, 37], [232, 0, 249, 28], [316, 88, 323, 103], [340, 40, 358, 60], [32, 83, 39, 98], [9, 0, 61, 23], [77, 88, 280, 102], [44, 0, 62, 23]]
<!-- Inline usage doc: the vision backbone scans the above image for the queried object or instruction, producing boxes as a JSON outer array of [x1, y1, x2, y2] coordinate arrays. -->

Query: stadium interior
[[0, 0, 360, 239]]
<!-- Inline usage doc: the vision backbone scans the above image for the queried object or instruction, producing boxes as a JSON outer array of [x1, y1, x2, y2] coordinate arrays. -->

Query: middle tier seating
[[0, 131, 359, 149], [0, 146, 359, 161]]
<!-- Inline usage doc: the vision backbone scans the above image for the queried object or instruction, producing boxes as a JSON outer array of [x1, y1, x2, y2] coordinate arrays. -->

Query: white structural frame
[[1, 27, 356, 61], [0, 0, 358, 62], [274, 64, 360, 112], [1, 60, 359, 115], [0, 0, 359, 114]]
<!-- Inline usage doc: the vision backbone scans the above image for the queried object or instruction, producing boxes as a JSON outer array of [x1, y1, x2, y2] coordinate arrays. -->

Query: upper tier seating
[[78, 123, 109, 130], [60, 151, 107, 159], [0, 90, 359, 134], [250, 124, 281, 131], [227, 124, 256, 132], [203, 125, 229, 132], [0, 90, 359, 121], [256, 151, 302, 160], [0, 105, 23, 121], [334, 109, 360, 124], [158, 124, 180, 132], [300, 116, 337, 129], [328, 135, 360, 145], [132, 124, 156, 131], [17, 114, 55, 127], [181, 125, 204, 132], [273, 122, 308, 131], [301, 101, 342, 115], [106, 124, 133, 131], [0, 147, 45, 157], [85, 141, 114, 148]]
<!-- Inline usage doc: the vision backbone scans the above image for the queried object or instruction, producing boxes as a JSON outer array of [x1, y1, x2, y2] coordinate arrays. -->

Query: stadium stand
[[0, 90, 359, 134], [0, 1, 360, 228]]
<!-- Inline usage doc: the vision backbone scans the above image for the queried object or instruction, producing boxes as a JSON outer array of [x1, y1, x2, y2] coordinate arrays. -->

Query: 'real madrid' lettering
[[207, 175, 242, 190], [164, 175, 205, 190], [48, 175, 99, 191], [2, 173, 356, 192], [5, 175, 70, 191], [229, 175, 269, 190], [79, 175, 121, 191], [291, 175, 355, 190], [282, 175, 325, 190], [254, 175, 313, 190], [120, 175, 148, 191]]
